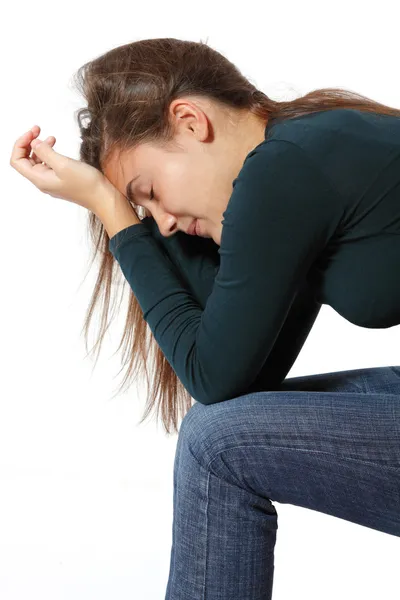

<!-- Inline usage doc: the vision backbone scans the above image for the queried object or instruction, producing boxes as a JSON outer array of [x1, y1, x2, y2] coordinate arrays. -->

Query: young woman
[[11, 37, 400, 600]]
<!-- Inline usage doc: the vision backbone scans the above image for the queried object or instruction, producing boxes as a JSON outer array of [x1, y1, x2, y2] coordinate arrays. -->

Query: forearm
[[95, 191, 141, 239]]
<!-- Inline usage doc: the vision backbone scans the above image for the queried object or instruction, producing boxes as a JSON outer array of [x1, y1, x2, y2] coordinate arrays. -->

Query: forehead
[[103, 146, 137, 196], [104, 143, 163, 201]]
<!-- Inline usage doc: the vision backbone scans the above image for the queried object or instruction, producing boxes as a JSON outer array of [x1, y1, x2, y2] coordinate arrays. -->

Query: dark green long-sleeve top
[[109, 108, 400, 405]]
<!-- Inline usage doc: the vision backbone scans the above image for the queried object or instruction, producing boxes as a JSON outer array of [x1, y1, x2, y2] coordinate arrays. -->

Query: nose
[[154, 213, 180, 237]]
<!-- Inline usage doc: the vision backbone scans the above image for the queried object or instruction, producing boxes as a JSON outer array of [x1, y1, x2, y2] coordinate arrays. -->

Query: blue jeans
[[164, 365, 400, 599]]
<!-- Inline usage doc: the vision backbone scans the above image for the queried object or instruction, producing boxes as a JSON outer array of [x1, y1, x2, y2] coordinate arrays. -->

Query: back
[[266, 108, 400, 328]]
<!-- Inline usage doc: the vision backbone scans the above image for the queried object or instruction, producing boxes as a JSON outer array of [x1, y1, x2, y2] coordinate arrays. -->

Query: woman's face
[[103, 97, 268, 246]]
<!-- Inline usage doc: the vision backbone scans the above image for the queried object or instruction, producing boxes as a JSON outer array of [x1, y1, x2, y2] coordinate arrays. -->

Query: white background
[[2, 1, 400, 598]]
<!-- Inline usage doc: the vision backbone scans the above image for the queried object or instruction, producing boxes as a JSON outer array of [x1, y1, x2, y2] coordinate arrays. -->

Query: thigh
[[182, 370, 400, 537]]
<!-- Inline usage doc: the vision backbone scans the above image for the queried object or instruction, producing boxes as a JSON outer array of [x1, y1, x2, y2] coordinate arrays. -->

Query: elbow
[[191, 391, 219, 406], [191, 384, 249, 407], [190, 373, 284, 406]]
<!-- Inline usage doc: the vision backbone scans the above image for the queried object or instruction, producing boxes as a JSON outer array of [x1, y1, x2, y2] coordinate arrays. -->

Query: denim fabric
[[165, 365, 400, 599]]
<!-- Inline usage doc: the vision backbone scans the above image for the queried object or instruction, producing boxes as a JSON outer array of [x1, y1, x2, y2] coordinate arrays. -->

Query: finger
[[30, 124, 41, 138], [10, 126, 54, 165], [10, 128, 40, 165], [27, 127, 56, 164], [30, 138, 66, 171], [10, 131, 57, 188], [9, 131, 41, 178], [9, 126, 51, 172], [32, 136, 56, 164]]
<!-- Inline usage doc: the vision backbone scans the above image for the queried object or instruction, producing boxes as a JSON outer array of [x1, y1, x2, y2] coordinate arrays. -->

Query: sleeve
[[109, 140, 344, 405], [141, 215, 323, 391], [141, 217, 221, 309]]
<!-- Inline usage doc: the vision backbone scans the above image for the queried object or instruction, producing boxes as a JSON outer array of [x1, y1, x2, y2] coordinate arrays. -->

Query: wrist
[[95, 189, 141, 239]]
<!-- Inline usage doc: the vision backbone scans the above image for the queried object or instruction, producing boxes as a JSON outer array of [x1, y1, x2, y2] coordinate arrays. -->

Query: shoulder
[[229, 138, 336, 207], [222, 139, 345, 244], [264, 108, 366, 145], [231, 139, 309, 193]]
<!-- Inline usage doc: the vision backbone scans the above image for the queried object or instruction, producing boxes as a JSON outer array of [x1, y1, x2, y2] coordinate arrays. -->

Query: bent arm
[[142, 216, 322, 394]]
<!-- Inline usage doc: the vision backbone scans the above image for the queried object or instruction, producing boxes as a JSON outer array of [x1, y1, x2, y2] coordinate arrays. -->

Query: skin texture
[[103, 97, 268, 246]]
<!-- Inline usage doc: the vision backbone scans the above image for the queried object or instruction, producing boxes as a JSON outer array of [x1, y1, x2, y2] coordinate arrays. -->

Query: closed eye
[[128, 187, 154, 220]]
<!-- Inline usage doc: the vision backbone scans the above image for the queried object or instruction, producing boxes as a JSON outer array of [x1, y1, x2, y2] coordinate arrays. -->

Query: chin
[[197, 220, 220, 245], [214, 226, 222, 246], [205, 224, 220, 246]]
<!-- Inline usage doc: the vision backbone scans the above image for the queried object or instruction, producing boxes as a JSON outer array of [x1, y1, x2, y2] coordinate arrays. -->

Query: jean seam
[[186, 442, 210, 600], [203, 444, 400, 473], [203, 470, 210, 600]]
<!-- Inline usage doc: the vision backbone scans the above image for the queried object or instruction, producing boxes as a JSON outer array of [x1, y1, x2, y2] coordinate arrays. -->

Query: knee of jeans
[[178, 397, 249, 469]]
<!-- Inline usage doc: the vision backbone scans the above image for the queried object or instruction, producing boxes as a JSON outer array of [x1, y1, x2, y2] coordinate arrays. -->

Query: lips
[[195, 220, 204, 236], [187, 219, 197, 235]]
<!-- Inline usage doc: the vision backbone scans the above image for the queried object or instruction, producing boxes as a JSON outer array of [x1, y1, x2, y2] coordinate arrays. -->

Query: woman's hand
[[9, 125, 119, 216]]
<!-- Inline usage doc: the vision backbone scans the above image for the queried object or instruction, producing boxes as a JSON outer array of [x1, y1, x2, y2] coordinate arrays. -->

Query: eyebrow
[[125, 174, 141, 203]]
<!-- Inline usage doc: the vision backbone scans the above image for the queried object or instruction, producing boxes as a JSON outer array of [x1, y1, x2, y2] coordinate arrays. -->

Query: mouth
[[187, 219, 198, 235], [187, 219, 209, 237]]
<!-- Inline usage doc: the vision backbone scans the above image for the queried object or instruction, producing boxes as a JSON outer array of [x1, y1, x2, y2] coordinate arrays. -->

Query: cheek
[[160, 156, 201, 216], [161, 180, 190, 216]]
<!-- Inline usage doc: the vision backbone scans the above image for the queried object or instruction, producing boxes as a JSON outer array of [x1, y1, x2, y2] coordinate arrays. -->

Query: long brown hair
[[71, 37, 400, 436]]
